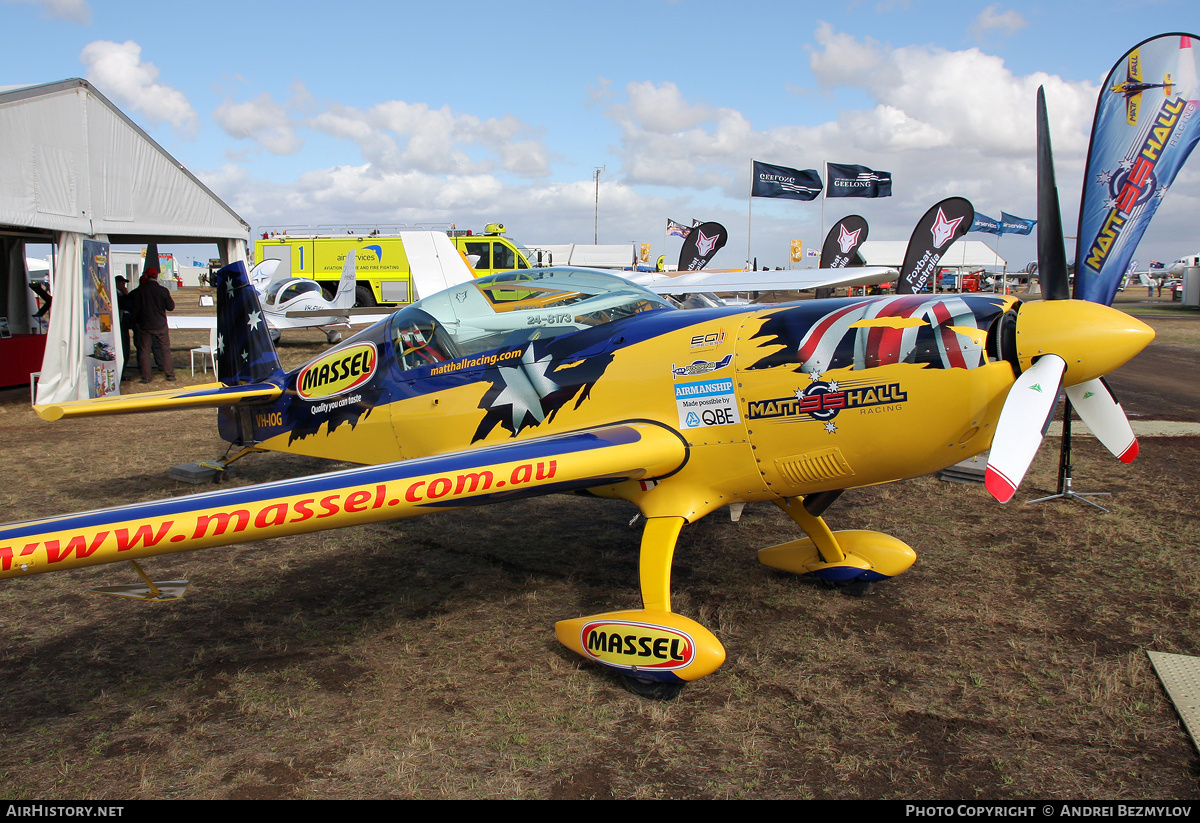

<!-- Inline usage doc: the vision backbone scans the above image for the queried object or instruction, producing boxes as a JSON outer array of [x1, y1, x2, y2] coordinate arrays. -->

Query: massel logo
[[580, 619, 695, 671], [297, 343, 377, 400]]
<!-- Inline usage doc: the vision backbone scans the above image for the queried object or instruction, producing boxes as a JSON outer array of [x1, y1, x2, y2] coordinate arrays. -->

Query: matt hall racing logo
[[747, 378, 908, 433]]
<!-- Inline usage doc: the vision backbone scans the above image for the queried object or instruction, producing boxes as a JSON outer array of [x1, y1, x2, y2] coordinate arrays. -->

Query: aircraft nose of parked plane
[[1014, 298, 1155, 385]]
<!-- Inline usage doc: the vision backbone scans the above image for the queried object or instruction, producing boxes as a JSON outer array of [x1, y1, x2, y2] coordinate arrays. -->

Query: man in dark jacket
[[130, 268, 175, 383]]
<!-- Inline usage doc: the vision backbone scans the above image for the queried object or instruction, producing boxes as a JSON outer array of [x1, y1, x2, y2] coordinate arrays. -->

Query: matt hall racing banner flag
[[751, 161, 823, 201], [826, 163, 893, 198], [1076, 33, 1200, 305]]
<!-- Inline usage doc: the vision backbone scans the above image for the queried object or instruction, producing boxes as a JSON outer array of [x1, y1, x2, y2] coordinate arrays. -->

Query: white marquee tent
[[0, 78, 250, 403], [858, 240, 1008, 270]]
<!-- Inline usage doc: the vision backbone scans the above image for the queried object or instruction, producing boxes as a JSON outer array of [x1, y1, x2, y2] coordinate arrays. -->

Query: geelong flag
[[826, 163, 892, 198], [751, 161, 823, 201]]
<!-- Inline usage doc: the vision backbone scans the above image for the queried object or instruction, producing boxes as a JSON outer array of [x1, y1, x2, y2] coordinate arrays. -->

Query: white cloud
[[195, 24, 1200, 269], [4, 0, 90, 24], [970, 5, 1029, 42], [213, 92, 303, 155], [307, 99, 551, 178], [807, 22, 1096, 158], [79, 40, 199, 137]]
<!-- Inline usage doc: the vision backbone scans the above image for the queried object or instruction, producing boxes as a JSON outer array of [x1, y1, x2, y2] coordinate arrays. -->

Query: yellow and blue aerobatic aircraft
[[0, 96, 1156, 696], [1, 255, 1152, 696]]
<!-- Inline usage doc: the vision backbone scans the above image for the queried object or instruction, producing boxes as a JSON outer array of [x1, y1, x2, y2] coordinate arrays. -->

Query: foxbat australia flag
[[751, 161, 822, 201], [826, 163, 892, 198]]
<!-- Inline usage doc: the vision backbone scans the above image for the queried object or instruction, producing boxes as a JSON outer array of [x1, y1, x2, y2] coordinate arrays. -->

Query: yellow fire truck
[[255, 224, 535, 306]]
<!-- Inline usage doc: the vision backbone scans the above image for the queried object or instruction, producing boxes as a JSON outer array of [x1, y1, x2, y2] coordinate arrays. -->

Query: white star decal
[[241, 350, 249, 361], [215, 333, 224, 355], [1096, 170, 1113, 185], [827, 381, 839, 391], [248, 310, 262, 331], [225, 277, 235, 299], [1119, 157, 1135, 172], [490, 346, 563, 431], [824, 421, 838, 434]]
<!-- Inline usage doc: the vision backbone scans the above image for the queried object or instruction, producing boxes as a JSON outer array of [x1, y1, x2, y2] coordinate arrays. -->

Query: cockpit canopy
[[388, 267, 674, 371], [266, 278, 324, 307]]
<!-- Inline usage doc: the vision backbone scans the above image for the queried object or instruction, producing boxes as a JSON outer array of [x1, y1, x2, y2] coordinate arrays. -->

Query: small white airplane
[[172, 231, 478, 343], [171, 251, 385, 344]]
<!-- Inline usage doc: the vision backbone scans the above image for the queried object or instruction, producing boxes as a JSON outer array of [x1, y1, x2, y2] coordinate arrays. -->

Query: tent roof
[[859, 240, 1007, 269], [0, 78, 248, 243]]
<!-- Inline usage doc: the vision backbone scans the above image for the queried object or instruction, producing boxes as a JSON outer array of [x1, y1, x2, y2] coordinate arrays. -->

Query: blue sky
[[3, 0, 1197, 270]]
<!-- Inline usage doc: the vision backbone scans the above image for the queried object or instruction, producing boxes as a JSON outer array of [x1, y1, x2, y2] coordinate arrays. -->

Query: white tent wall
[[1, 238, 32, 335], [36, 232, 86, 404], [0, 80, 248, 241]]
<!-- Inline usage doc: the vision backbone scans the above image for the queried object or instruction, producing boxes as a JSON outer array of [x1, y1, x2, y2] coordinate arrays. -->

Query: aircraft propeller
[[983, 87, 1149, 503]]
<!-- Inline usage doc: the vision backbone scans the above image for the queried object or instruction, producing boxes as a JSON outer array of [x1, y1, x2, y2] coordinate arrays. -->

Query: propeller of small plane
[[983, 87, 1150, 503]]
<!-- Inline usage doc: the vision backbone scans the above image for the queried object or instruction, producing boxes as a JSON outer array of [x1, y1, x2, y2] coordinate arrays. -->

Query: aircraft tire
[[354, 285, 376, 308], [831, 578, 873, 598], [620, 674, 686, 701]]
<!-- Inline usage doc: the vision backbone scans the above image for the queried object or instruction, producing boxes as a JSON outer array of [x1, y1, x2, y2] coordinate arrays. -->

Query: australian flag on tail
[[826, 163, 892, 198], [214, 261, 283, 386]]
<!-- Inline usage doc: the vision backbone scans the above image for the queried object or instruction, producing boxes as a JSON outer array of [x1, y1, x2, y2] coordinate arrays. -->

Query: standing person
[[130, 267, 176, 383], [114, 275, 133, 376]]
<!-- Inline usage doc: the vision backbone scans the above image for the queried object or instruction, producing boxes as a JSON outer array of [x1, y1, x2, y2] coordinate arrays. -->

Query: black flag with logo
[[826, 163, 893, 198], [896, 197, 974, 294], [751, 161, 823, 201], [677, 222, 729, 272], [819, 215, 869, 269]]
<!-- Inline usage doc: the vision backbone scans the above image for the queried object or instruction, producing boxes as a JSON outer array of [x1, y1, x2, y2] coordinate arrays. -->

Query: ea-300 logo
[[580, 619, 695, 671], [297, 343, 377, 400], [672, 354, 732, 380]]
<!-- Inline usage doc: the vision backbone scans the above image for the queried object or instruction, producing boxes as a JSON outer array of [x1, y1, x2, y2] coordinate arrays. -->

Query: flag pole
[[820, 161, 828, 243], [747, 159, 754, 269]]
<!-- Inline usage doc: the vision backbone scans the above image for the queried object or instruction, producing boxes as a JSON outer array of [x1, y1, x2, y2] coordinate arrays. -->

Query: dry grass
[[0, 293, 1196, 799]]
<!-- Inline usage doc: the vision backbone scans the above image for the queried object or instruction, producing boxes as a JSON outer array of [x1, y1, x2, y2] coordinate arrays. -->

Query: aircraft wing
[[0, 422, 687, 580], [636, 266, 898, 295], [35, 382, 283, 420], [283, 309, 393, 325], [168, 316, 217, 330]]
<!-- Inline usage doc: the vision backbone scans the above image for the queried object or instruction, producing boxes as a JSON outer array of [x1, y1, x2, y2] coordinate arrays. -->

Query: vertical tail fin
[[214, 261, 283, 386], [332, 249, 357, 309]]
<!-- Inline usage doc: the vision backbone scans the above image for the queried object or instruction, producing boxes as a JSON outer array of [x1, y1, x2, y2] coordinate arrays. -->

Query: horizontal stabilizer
[[35, 382, 282, 421]]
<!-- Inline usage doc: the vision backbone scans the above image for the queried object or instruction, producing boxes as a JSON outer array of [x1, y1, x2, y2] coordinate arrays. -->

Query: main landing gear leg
[[199, 445, 266, 482], [758, 496, 918, 595], [554, 516, 727, 699]]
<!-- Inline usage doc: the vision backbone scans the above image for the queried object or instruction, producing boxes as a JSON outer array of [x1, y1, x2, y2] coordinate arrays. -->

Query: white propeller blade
[[985, 354, 1066, 503], [1066, 378, 1138, 463]]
